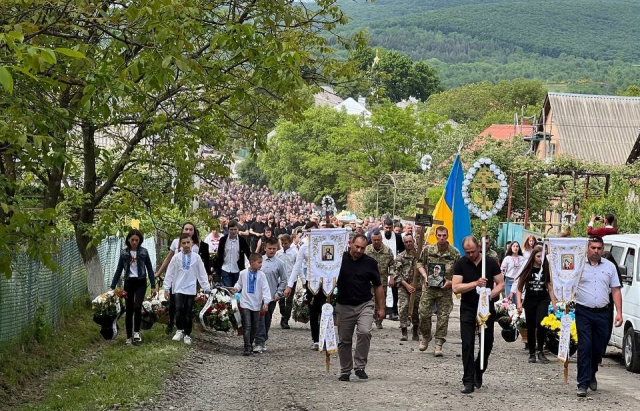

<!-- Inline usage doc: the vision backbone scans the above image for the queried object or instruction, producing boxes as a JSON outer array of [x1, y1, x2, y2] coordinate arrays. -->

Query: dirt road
[[142, 300, 640, 411]]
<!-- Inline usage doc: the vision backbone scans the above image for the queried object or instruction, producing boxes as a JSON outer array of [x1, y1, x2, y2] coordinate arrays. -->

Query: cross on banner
[[414, 197, 444, 227]]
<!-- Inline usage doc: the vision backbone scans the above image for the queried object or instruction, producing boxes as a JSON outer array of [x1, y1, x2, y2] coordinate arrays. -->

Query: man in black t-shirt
[[249, 214, 265, 253], [452, 235, 504, 394], [336, 235, 385, 382]]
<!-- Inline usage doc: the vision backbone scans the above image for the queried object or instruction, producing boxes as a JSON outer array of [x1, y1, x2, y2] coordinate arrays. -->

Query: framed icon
[[322, 245, 335, 261]]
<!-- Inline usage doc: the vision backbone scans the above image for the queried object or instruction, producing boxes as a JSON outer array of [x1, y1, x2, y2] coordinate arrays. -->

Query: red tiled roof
[[478, 124, 525, 141]]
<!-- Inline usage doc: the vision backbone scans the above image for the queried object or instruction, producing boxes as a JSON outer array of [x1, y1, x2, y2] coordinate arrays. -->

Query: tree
[[1, 0, 365, 296], [618, 85, 640, 97], [338, 47, 441, 102], [236, 156, 269, 188]]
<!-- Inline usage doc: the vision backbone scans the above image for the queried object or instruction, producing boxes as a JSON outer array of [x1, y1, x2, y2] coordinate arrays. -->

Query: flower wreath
[[461, 158, 509, 220]]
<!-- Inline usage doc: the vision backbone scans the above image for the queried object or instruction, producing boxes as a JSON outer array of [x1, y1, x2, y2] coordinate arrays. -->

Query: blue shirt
[[576, 258, 621, 308]]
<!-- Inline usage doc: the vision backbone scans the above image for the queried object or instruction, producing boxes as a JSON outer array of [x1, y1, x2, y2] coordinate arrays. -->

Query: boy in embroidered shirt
[[164, 233, 211, 345], [231, 253, 270, 356]]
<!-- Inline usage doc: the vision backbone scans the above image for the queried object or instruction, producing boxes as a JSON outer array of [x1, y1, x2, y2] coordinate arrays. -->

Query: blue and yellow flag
[[427, 155, 471, 252]]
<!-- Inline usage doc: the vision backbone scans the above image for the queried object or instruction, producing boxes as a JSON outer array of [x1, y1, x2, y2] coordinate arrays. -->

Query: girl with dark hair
[[516, 246, 556, 363], [256, 226, 276, 255], [501, 241, 526, 301], [155, 222, 212, 334], [110, 229, 156, 345]]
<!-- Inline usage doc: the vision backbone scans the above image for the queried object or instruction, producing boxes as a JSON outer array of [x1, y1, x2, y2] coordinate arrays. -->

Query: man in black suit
[[215, 220, 251, 287]]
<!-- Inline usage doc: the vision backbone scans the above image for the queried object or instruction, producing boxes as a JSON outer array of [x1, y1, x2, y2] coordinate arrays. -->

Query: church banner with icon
[[547, 238, 588, 302], [307, 228, 350, 296]]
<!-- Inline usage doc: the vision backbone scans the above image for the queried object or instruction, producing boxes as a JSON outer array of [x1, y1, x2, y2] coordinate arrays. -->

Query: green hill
[[335, 0, 640, 93]]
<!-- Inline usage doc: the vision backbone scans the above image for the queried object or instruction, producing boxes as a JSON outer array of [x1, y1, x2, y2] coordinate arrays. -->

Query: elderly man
[[365, 229, 394, 329], [336, 234, 385, 381], [575, 235, 622, 397]]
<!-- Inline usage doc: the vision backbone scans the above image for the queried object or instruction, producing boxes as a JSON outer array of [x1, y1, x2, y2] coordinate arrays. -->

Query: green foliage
[[237, 156, 269, 188], [618, 85, 640, 97], [339, 47, 442, 102], [335, 0, 640, 94]]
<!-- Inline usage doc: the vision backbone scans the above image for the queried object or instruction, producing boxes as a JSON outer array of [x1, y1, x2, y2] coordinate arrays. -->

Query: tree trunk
[[75, 226, 105, 299]]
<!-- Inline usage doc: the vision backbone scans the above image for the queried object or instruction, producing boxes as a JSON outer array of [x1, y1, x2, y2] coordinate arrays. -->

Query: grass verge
[[0, 301, 188, 411]]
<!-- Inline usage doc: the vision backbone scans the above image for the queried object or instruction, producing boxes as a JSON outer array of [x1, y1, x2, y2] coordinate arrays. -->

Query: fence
[[0, 235, 156, 343]]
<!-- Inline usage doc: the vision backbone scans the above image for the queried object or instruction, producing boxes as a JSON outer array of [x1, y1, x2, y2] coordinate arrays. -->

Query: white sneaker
[[312, 342, 319, 351], [133, 332, 142, 344], [124, 338, 132, 346], [183, 335, 192, 345], [253, 345, 263, 353], [172, 330, 184, 341]]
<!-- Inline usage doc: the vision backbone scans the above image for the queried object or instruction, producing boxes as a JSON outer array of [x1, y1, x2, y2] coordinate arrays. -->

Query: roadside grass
[[0, 301, 188, 411]]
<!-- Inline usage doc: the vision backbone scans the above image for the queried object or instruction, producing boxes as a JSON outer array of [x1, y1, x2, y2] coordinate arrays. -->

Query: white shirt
[[276, 246, 298, 276], [129, 250, 138, 278], [501, 255, 527, 279], [221, 237, 240, 273], [382, 233, 397, 257], [203, 232, 221, 254], [288, 239, 309, 287], [234, 269, 271, 311], [576, 258, 621, 308], [170, 238, 199, 255], [164, 252, 210, 295]]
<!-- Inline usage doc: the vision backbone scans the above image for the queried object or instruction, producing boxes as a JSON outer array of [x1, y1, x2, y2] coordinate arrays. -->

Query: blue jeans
[[505, 277, 515, 300], [575, 305, 609, 388], [221, 270, 240, 287]]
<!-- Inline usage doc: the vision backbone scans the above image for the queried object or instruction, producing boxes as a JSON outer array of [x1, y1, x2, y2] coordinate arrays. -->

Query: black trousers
[[392, 285, 399, 315], [167, 290, 176, 328], [307, 288, 327, 343], [174, 293, 195, 336], [523, 298, 549, 354], [460, 310, 494, 385], [576, 305, 608, 388], [123, 278, 147, 338], [279, 282, 295, 322]]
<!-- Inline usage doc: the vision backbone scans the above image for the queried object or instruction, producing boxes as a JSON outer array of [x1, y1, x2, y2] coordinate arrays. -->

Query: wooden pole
[[408, 226, 423, 318]]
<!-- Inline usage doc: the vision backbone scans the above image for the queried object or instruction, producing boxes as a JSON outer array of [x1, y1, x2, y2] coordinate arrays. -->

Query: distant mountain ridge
[[335, 0, 639, 94]]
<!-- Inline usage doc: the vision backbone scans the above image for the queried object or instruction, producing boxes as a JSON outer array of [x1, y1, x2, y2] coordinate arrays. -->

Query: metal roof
[[544, 93, 640, 165]]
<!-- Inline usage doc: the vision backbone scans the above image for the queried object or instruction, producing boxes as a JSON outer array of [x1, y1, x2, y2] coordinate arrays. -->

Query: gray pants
[[337, 301, 374, 375]]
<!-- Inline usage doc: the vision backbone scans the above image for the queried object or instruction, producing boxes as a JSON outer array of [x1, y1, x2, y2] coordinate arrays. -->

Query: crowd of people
[[110, 179, 623, 398]]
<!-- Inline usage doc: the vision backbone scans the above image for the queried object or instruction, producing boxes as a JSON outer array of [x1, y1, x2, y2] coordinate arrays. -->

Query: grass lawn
[[0, 301, 188, 411]]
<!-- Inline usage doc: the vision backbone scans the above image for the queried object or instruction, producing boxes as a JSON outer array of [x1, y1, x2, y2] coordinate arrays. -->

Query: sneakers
[[124, 338, 132, 346], [354, 369, 368, 380], [172, 330, 184, 341], [434, 345, 443, 357], [133, 332, 142, 344], [183, 335, 192, 345], [577, 386, 588, 397], [253, 345, 264, 353], [312, 342, 319, 351], [338, 374, 350, 382]]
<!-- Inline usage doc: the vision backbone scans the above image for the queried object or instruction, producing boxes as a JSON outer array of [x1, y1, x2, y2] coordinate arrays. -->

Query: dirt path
[[142, 300, 640, 411]]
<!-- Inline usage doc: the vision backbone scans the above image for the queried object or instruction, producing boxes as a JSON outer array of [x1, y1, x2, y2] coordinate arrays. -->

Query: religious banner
[[307, 228, 350, 295], [547, 238, 588, 302], [557, 313, 573, 362], [476, 286, 491, 328], [318, 303, 338, 355]]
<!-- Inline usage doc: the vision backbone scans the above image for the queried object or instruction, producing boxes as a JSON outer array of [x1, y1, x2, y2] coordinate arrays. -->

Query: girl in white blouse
[[500, 241, 527, 301]]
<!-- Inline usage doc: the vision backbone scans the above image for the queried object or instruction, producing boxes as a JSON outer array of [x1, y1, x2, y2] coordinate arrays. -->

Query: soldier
[[365, 229, 394, 329], [417, 226, 461, 356], [392, 234, 420, 341]]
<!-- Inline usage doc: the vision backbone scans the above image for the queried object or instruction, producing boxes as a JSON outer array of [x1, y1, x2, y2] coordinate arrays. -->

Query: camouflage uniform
[[392, 248, 421, 328], [486, 249, 498, 260], [365, 243, 393, 326], [418, 243, 461, 346]]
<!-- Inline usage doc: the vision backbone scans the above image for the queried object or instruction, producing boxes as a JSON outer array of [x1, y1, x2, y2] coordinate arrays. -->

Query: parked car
[[603, 234, 640, 372]]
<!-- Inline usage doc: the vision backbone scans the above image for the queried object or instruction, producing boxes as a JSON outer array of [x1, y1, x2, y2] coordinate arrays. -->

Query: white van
[[603, 234, 640, 372]]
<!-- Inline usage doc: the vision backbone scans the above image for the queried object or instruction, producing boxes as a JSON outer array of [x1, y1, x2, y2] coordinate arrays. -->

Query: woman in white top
[[522, 235, 536, 259], [500, 241, 527, 301]]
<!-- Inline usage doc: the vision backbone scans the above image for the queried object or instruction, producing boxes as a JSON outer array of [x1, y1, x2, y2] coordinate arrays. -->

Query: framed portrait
[[561, 254, 574, 270], [322, 245, 335, 261], [427, 262, 446, 288]]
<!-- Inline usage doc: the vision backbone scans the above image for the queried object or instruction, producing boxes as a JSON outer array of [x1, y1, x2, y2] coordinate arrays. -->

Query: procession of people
[[109, 178, 623, 398]]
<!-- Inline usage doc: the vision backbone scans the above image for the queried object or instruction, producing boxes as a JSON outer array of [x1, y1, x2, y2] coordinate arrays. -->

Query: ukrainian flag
[[427, 155, 471, 252]]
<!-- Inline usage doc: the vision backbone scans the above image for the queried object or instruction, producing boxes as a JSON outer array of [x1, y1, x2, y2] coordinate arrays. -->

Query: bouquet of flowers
[[140, 299, 165, 330], [292, 290, 310, 324], [542, 302, 578, 356], [199, 288, 239, 332], [494, 298, 525, 342], [92, 289, 126, 340]]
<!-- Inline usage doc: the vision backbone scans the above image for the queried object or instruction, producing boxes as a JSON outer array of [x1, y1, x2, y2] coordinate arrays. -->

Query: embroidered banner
[[307, 228, 350, 295], [318, 303, 338, 354], [547, 238, 588, 302], [557, 313, 573, 362], [476, 286, 491, 327]]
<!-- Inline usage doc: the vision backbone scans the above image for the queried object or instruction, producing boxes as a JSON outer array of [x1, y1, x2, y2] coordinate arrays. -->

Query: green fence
[[0, 236, 156, 343]]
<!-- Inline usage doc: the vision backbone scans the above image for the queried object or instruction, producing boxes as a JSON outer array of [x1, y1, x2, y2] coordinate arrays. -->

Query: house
[[529, 92, 640, 165], [479, 124, 531, 142]]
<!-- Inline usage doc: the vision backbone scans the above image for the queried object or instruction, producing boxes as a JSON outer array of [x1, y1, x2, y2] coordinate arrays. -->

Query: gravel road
[[142, 299, 640, 411]]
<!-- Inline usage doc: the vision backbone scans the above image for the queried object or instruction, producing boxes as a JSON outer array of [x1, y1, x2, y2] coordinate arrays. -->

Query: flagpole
[[480, 221, 487, 371]]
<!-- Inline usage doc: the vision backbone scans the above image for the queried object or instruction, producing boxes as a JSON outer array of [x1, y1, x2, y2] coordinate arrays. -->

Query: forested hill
[[335, 0, 640, 94]]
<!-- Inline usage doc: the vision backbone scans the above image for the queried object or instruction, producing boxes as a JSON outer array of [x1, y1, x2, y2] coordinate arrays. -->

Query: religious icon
[[561, 254, 574, 270], [427, 263, 446, 288], [322, 245, 334, 261]]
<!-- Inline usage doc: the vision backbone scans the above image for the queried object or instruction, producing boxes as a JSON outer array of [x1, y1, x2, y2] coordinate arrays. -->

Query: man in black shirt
[[249, 214, 265, 253], [336, 235, 385, 382], [452, 235, 504, 394]]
